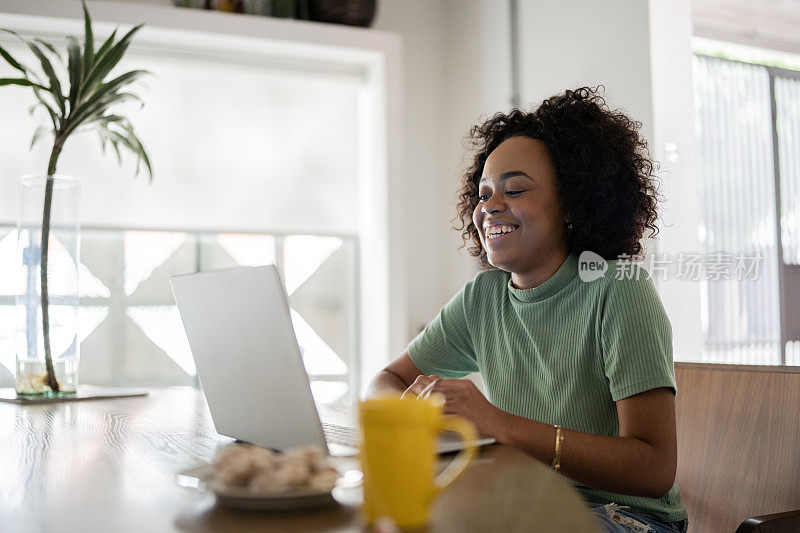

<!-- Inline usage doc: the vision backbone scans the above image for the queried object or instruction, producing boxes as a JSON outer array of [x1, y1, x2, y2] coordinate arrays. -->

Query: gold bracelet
[[550, 425, 564, 471]]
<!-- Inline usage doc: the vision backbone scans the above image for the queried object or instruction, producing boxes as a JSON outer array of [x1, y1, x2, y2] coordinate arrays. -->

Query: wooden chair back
[[674, 363, 800, 533]]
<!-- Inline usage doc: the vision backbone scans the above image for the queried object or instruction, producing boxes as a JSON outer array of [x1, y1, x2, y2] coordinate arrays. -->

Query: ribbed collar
[[507, 254, 579, 303]]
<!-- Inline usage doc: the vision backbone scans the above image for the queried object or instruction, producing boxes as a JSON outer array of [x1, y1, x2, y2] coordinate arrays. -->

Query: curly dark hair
[[455, 86, 660, 264]]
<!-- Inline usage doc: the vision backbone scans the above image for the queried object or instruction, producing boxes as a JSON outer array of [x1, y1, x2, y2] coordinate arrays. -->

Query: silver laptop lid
[[170, 265, 327, 452]]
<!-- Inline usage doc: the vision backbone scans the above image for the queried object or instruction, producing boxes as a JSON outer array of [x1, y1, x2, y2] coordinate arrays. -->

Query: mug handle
[[432, 416, 478, 492]]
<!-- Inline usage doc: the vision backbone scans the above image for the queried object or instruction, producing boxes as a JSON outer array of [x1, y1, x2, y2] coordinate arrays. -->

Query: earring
[[565, 221, 573, 231]]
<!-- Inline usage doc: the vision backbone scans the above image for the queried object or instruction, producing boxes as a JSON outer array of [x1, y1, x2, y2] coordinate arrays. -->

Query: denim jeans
[[586, 502, 689, 533]]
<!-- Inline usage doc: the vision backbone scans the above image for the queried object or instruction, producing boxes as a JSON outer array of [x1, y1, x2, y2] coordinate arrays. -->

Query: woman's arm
[[365, 351, 427, 397], [424, 378, 677, 499]]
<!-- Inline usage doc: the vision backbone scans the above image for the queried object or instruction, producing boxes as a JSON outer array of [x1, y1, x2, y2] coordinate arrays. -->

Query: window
[[0, 226, 359, 405], [0, 9, 402, 401], [691, 41, 800, 365]]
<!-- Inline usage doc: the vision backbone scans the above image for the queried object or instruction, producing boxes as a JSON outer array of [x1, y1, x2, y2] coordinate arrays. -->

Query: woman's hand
[[420, 377, 501, 437], [400, 374, 441, 399]]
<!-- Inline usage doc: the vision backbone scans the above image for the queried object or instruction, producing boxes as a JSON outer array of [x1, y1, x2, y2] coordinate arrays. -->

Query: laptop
[[170, 265, 494, 456]]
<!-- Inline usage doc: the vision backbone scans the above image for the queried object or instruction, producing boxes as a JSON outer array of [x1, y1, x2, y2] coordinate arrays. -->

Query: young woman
[[367, 87, 688, 532]]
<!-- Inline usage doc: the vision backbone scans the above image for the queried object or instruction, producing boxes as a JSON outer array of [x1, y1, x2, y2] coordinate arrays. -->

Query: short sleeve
[[407, 281, 479, 378], [600, 270, 676, 401]]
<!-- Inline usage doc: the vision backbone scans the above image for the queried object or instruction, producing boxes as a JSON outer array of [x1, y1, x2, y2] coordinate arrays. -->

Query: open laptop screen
[[171, 265, 328, 452]]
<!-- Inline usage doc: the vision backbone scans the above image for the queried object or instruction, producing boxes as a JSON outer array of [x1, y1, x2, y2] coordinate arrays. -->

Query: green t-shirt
[[407, 254, 686, 522]]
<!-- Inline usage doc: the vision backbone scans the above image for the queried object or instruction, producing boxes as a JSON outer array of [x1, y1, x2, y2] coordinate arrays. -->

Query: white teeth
[[485, 225, 517, 238]]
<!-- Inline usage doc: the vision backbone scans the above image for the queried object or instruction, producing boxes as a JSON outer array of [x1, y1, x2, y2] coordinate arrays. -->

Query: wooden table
[[0, 388, 598, 532]]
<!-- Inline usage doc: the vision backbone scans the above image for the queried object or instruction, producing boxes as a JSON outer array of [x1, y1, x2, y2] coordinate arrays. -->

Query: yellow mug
[[358, 396, 478, 528]]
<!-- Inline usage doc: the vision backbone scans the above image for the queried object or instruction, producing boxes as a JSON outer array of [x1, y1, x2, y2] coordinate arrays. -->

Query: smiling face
[[472, 136, 570, 288]]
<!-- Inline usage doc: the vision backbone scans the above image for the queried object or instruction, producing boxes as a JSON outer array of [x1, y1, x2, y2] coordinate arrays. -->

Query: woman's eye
[[506, 190, 524, 196], [478, 194, 491, 202]]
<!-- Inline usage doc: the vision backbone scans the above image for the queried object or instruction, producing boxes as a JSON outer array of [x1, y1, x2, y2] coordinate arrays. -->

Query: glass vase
[[15, 175, 81, 396]]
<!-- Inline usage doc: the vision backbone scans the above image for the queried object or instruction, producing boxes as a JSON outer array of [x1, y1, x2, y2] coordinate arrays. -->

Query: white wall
[[648, 0, 703, 361], [441, 0, 514, 309], [517, 0, 654, 142], [371, 0, 453, 339], [373, 0, 514, 337]]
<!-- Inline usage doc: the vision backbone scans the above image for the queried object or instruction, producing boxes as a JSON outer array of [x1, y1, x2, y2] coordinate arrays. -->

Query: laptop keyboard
[[322, 422, 359, 447], [322, 421, 496, 454]]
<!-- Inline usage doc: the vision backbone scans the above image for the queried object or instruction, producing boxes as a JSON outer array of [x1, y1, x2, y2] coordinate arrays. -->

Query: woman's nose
[[482, 194, 505, 214]]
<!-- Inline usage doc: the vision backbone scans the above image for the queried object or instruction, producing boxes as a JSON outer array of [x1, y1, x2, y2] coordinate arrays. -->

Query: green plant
[[0, 1, 152, 393]]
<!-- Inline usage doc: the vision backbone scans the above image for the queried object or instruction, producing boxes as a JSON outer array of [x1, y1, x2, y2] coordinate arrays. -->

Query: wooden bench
[[675, 363, 800, 532]]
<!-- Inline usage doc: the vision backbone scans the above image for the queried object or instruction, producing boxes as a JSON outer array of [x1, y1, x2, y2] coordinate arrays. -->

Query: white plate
[[177, 464, 337, 511]]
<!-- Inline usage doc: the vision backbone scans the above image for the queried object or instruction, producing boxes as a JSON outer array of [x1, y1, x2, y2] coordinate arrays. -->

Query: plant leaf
[[96, 124, 109, 154], [3, 31, 67, 113], [96, 125, 124, 165], [82, 24, 142, 97], [102, 126, 148, 178], [91, 28, 116, 73], [32, 85, 60, 131], [34, 38, 63, 62], [97, 128, 107, 154], [0, 30, 43, 84], [116, 121, 152, 180], [82, 0, 94, 74], [1, 2, 152, 180], [29, 125, 51, 150], [77, 27, 116, 101], [66, 36, 82, 114], [0, 45, 28, 74], [73, 68, 148, 116], [0, 77, 48, 90], [87, 113, 126, 126], [61, 91, 141, 138], [75, 114, 126, 135], [25, 39, 66, 116], [110, 138, 123, 165], [75, 90, 141, 122]]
